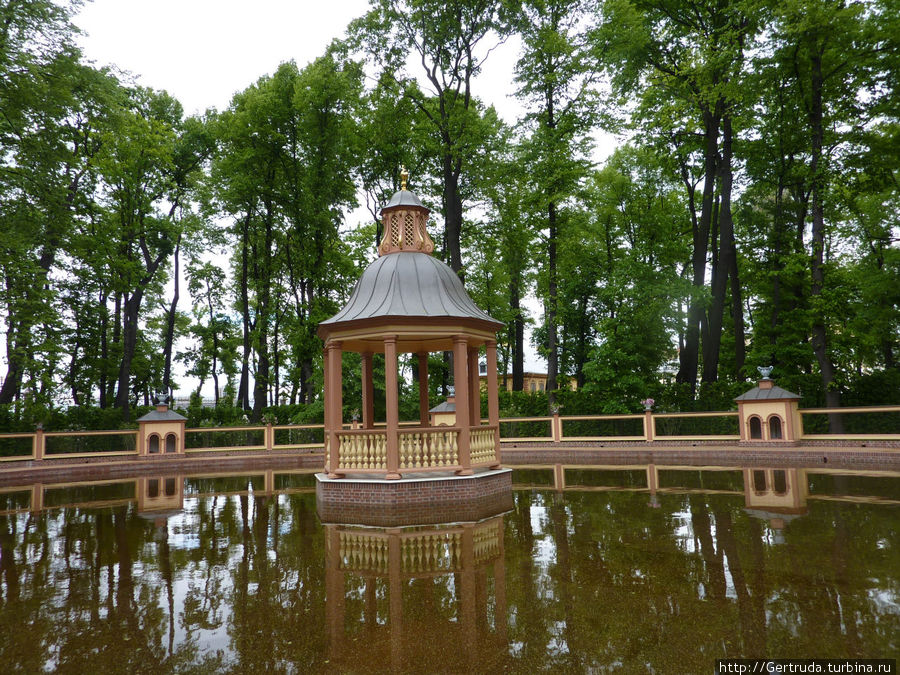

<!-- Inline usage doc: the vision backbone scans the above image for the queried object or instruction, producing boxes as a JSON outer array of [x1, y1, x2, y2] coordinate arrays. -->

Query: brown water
[[0, 466, 897, 673]]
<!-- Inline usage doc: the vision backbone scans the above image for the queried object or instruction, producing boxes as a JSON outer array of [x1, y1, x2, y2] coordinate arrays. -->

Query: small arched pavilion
[[317, 172, 504, 480]]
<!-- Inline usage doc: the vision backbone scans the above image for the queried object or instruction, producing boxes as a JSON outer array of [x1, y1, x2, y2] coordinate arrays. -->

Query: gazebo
[[317, 171, 505, 481]]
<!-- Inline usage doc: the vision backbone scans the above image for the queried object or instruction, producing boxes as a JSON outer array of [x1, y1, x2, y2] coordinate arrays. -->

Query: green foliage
[[1, 0, 898, 430]]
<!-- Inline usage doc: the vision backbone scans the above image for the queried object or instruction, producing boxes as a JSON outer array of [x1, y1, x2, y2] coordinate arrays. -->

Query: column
[[453, 335, 471, 475], [326, 342, 343, 478], [361, 352, 374, 429], [418, 352, 429, 427], [485, 340, 500, 467], [323, 346, 332, 473], [384, 336, 401, 479], [468, 347, 480, 427]]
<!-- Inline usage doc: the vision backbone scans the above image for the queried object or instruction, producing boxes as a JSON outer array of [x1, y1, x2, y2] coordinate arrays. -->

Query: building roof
[[137, 407, 187, 422], [735, 382, 801, 401], [320, 251, 503, 328], [429, 399, 456, 413]]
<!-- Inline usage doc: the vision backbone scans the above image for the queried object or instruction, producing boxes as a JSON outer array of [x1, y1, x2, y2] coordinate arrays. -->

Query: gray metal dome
[[381, 188, 426, 211], [321, 251, 502, 327]]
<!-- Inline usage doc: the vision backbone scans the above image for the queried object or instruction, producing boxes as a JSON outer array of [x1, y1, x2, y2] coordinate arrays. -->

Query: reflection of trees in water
[[0, 486, 897, 671], [502, 490, 898, 670]]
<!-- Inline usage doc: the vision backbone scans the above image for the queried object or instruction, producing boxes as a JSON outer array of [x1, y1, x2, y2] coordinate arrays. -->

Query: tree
[[600, 0, 756, 394], [350, 0, 511, 277], [0, 1, 112, 408], [514, 0, 599, 400]]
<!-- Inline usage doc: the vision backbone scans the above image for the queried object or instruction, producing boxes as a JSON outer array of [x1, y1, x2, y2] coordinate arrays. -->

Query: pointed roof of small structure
[[429, 398, 456, 414], [735, 380, 800, 401], [137, 405, 186, 422]]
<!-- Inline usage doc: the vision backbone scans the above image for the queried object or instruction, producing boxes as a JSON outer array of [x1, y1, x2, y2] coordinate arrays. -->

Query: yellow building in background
[[479, 370, 577, 393]]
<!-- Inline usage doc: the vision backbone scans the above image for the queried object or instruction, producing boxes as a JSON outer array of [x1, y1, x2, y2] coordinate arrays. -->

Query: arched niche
[[768, 415, 783, 440], [749, 416, 763, 440]]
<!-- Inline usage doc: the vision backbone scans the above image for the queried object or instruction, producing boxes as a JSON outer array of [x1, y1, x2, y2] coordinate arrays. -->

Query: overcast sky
[[73, 0, 524, 121]]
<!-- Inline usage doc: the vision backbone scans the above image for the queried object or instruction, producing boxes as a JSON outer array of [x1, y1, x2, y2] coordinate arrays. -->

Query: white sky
[[74, 0, 525, 120], [68, 1, 618, 395]]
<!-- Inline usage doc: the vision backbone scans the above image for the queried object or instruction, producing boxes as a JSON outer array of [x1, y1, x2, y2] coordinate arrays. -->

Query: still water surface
[[0, 466, 897, 673]]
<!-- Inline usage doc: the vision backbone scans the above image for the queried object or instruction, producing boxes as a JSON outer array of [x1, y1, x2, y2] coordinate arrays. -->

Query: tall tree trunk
[[162, 234, 181, 395], [251, 203, 274, 423], [704, 115, 741, 382], [238, 213, 251, 411], [546, 200, 558, 401], [678, 113, 719, 396], [511, 274, 524, 391], [114, 290, 143, 420], [807, 46, 842, 430], [442, 155, 464, 278]]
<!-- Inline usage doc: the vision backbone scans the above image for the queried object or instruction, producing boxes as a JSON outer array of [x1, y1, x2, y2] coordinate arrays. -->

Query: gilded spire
[[400, 165, 409, 191]]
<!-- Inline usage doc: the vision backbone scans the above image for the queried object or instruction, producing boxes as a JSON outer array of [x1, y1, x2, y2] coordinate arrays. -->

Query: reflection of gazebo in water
[[324, 515, 507, 672], [316, 170, 511, 505]]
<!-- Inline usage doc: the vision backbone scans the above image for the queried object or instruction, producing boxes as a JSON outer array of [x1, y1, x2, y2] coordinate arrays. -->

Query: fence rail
[[1, 405, 898, 464]]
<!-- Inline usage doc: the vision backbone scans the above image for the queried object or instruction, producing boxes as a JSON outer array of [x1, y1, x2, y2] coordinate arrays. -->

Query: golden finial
[[400, 165, 409, 190]]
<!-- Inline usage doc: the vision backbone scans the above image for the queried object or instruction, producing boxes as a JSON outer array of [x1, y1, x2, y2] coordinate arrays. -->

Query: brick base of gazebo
[[315, 467, 511, 522]]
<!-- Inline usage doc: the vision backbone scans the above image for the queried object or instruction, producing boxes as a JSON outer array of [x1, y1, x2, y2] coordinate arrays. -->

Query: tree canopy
[[0, 0, 897, 430]]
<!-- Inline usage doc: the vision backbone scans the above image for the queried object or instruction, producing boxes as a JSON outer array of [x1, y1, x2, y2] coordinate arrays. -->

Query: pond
[[0, 465, 897, 672]]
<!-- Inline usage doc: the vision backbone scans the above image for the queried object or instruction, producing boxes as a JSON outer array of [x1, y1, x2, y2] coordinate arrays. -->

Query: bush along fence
[[1, 405, 899, 463]]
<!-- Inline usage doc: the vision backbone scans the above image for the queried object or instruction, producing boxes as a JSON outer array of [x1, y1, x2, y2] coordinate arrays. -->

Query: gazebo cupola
[[317, 169, 504, 480]]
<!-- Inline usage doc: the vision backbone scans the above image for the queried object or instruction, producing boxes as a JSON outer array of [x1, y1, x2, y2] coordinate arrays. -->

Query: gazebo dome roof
[[382, 188, 426, 210], [320, 251, 502, 329]]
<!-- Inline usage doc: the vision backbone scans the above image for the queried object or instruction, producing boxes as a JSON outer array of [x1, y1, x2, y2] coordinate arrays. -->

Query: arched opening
[[165, 433, 177, 453], [148, 434, 160, 454], [768, 415, 783, 440], [749, 416, 763, 440], [773, 470, 787, 495], [753, 470, 767, 493]]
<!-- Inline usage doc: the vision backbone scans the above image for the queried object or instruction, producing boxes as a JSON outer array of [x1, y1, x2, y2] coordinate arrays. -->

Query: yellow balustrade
[[336, 430, 387, 470], [470, 426, 497, 464], [398, 428, 460, 469]]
